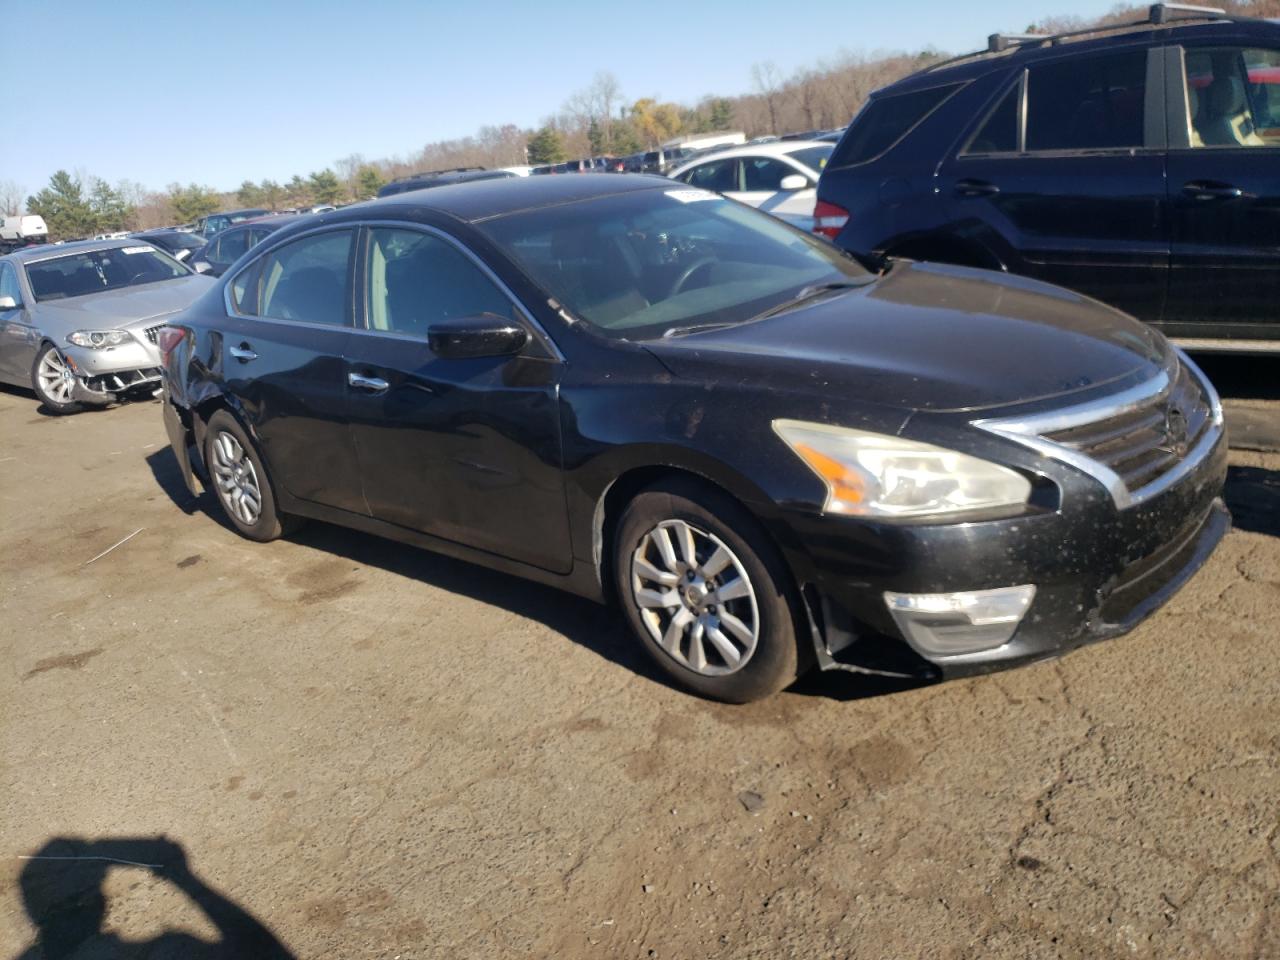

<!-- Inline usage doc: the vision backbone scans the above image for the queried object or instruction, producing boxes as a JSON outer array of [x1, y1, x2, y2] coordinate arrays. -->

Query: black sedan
[[159, 176, 1228, 702], [130, 229, 208, 263]]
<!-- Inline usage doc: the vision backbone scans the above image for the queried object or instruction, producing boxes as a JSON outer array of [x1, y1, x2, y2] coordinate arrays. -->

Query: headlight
[[67, 329, 134, 349], [773, 419, 1031, 519]]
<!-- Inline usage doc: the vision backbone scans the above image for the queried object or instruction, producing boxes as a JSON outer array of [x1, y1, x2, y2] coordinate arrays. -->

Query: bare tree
[[0, 180, 25, 216], [751, 61, 783, 135]]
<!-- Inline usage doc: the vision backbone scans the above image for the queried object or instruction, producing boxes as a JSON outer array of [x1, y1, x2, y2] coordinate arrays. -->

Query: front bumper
[[789, 430, 1230, 680], [64, 339, 163, 405]]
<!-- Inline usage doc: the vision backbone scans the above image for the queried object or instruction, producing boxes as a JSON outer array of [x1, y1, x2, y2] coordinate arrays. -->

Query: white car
[[667, 141, 835, 230]]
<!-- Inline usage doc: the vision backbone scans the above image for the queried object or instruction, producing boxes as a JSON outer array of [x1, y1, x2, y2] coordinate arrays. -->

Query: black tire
[[203, 409, 296, 542], [613, 477, 808, 703], [31, 343, 85, 415]]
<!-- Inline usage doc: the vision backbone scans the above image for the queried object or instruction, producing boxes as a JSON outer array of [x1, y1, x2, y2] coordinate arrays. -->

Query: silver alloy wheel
[[630, 519, 760, 676], [37, 349, 76, 405], [210, 430, 263, 526]]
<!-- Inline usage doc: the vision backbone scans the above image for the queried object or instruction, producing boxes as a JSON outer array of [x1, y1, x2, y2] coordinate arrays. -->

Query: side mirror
[[0, 295, 18, 310], [428, 313, 528, 360], [192, 261, 211, 274], [779, 174, 809, 192]]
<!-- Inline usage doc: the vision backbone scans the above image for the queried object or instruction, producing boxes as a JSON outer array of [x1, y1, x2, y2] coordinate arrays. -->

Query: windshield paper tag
[[665, 189, 717, 204], [121, 246, 154, 254]]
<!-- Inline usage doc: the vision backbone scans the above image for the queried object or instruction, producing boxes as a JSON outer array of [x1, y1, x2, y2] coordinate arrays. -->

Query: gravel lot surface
[[2, 357, 1277, 959]]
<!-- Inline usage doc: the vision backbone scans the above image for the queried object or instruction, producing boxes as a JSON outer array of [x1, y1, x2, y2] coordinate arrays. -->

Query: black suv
[[816, 4, 1280, 351]]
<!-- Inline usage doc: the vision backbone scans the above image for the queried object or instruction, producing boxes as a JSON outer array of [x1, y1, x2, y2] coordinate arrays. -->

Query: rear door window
[[829, 82, 965, 167], [237, 229, 354, 325], [1025, 51, 1148, 151], [681, 158, 738, 192]]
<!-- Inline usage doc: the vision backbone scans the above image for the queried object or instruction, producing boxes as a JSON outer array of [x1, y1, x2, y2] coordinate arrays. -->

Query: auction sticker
[[122, 246, 155, 254], [665, 189, 717, 204]]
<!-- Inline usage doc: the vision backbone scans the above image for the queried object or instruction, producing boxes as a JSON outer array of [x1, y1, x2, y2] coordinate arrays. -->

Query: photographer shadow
[[12, 836, 294, 960]]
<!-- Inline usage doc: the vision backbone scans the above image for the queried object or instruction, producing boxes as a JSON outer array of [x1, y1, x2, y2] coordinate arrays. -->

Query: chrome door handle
[[348, 372, 389, 393], [229, 344, 257, 362], [955, 178, 999, 197], [1182, 180, 1244, 201]]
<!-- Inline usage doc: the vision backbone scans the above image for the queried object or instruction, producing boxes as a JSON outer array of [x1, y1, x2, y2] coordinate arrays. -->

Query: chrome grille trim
[[974, 350, 1223, 510]]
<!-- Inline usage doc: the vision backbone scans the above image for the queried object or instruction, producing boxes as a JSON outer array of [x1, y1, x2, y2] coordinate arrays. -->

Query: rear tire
[[31, 343, 84, 415], [203, 409, 296, 542], [613, 478, 806, 703]]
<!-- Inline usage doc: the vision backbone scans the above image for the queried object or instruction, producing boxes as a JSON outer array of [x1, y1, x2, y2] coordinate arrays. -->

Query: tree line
[[9, 0, 1276, 241]]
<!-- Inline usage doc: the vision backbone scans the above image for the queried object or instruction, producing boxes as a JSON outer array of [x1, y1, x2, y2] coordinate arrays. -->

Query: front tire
[[31, 343, 84, 415], [203, 409, 294, 542], [613, 478, 806, 703]]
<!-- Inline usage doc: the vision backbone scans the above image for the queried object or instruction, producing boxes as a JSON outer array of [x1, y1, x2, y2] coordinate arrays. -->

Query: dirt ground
[[1, 356, 1277, 960]]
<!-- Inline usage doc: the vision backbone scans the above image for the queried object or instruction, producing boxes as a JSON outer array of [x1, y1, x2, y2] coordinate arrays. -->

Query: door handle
[[955, 178, 1000, 197], [1182, 180, 1244, 201], [229, 343, 257, 362], [348, 372, 389, 393]]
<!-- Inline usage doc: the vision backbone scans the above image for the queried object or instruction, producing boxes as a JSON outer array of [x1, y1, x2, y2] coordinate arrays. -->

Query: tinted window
[[741, 157, 795, 191], [245, 230, 354, 325], [480, 190, 868, 339], [216, 229, 250, 264], [1185, 46, 1280, 148], [830, 82, 964, 167], [366, 228, 515, 336], [787, 144, 834, 174], [1026, 51, 1146, 151], [682, 159, 737, 192], [965, 80, 1020, 154]]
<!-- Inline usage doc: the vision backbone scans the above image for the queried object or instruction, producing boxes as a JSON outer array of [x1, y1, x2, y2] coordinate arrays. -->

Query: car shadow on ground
[[144, 446, 925, 703], [1224, 465, 1280, 538], [10, 836, 294, 960]]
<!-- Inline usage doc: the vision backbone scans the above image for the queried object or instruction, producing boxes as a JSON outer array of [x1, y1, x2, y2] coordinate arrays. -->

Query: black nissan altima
[[159, 175, 1229, 702]]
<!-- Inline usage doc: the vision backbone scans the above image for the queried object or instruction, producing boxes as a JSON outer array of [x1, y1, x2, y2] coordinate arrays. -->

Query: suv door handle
[[955, 178, 1000, 197], [1182, 180, 1244, 200], [348, 372, 389, 394], [229, 343, 257, 362]]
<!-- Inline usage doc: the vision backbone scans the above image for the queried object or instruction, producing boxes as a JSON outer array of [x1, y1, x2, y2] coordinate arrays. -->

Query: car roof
[[885, 16, 1280, 93], [234, 213, 305, 229], [317, 173, 677, 226], [3, 237, 143, 264], [668, 140, 834, 174], [205, 208, 269, 219]]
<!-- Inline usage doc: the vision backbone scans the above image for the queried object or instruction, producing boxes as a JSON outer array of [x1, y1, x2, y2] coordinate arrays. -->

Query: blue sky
[[1, 0, 1123, 196]]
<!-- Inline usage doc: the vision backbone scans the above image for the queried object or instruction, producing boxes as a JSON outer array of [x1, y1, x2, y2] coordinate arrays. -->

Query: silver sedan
[[0, 239, 215, 414]]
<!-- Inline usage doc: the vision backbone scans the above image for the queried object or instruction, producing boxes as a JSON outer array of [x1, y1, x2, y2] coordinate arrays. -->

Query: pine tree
[[308, 170, 345, 206], [89, 179, 134, 233], [526, 126, 566, 165], [356, 166, 385, 199], [27, 171, 98, 241]]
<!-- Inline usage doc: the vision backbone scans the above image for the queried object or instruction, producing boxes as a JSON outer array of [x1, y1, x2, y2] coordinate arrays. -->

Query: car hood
[[32, 275, 215, 333], [644, 262, 1171, 414]]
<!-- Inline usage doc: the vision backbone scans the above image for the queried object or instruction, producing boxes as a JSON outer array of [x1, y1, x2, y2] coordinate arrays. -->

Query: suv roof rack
[[932, 3, 1234, 73]]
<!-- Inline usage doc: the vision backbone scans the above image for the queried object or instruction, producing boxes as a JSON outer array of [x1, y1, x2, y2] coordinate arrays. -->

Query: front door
[[0, 263, 37, 384], [219, 226, 366, 515], [345, 225, 571, 573], [940, 47, 1170, 323], [1163, 41, 1280, 341]]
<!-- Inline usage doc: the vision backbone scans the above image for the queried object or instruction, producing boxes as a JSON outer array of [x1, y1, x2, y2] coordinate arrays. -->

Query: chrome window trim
[[973, 350, 1223, 509]]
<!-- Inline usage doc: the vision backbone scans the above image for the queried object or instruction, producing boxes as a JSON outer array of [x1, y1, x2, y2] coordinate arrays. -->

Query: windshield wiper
[[751, 280, 869, 322], [661, 320, 747, 339]]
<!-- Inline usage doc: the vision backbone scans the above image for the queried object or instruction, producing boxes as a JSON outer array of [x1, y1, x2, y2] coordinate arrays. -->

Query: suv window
[[236, 229, 353, 325], [1026, 51, 1147, 151], [366, 228, 515, 337], [829, 82, 964, 167], [215, 228, 250, 264], [965, 79, 1021, 154], [681, 158, 737, 192], [1185, 46, 1280, 148]]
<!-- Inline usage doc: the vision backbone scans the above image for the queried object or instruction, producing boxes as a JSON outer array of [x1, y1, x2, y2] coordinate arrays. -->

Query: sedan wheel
[[210, 430, 263, 526], [31, 344, 84, 414], [614, 478, 806, 702], [631, 519, 760, 676]]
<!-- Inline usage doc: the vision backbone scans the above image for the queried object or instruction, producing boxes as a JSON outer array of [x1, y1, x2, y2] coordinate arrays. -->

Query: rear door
[[0, 262, 37, 384], [218, 226, 366, 515], [1163, 41, 1280, 341], [344, 224, 571, 573], [729, 154, 818, 229], [939, 46, 1169, 322]]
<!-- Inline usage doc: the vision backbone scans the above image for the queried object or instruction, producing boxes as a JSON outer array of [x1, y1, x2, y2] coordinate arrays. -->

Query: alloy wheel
[[37, 349, 76, 405], [210, 430, 263, 526], [630, 519, 760, 676]]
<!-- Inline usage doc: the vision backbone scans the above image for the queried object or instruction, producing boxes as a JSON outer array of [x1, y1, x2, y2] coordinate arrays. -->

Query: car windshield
[[787, 144, 835, 173], [25, 246, 190, 302], [480, 187, 870, 340]]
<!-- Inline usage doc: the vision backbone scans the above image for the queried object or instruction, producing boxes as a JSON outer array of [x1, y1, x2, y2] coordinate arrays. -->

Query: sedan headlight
[[773, 419, 1031, 519], [66, 329, 135, 349]]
